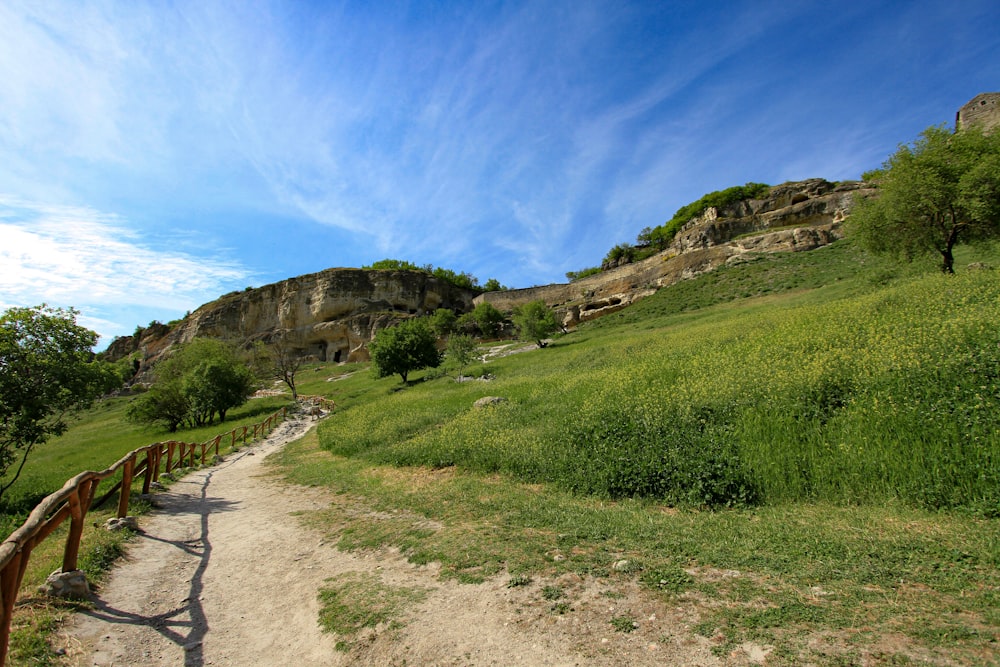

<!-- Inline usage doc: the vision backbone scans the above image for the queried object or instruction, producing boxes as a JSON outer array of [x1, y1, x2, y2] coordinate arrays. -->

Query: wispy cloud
[[0, 197, 249, 340]]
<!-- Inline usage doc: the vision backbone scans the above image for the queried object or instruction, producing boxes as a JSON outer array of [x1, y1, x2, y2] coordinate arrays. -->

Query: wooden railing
[[0, 406, 288, 666]]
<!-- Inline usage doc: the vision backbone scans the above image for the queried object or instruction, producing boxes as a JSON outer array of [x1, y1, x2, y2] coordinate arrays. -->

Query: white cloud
[[0, 196, 249, 335]]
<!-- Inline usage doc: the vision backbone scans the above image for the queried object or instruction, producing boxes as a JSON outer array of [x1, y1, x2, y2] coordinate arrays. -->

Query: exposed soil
[[57, 414, 753, 666]]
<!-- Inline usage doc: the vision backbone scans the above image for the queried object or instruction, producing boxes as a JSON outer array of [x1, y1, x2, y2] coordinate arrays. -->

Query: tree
[[368, 318, 441, 383], [445, 334, 478, 377], [0, 305, 119, 500], [482, 278, 507, 292], [125, 379, 190, 433], [261, 334, 304, 400], [184, 358, 256, 424], [126, 338, 256, 430], [471, 302, 505, 339], [429, 308, 458, 338], [849, 124, 1000, 273], [511, 300, 560, 348]]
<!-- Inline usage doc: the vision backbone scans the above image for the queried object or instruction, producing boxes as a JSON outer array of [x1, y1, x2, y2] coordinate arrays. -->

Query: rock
[[106, 269, 480, 375], [105, 516, 139, 532], [474, 179, 875, 327], [39, 569, 90, 599], [474, 396, 507, 408], [612, 559, 631, 572]]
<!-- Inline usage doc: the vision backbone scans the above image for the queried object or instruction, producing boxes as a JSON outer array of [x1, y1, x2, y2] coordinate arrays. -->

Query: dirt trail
[[59, 414, 728, 666]]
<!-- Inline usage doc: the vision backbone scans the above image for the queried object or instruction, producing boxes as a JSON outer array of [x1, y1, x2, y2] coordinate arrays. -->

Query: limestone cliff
[[107, 269, 479, 372], [477, 179, 874, 325], [108, 178, 873, 370]]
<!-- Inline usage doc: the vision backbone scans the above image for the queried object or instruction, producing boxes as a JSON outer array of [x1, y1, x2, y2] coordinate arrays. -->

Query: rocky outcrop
[[107, 269, 479, 372], [109, 179, 874, 370], [477, 179, 874, 326]]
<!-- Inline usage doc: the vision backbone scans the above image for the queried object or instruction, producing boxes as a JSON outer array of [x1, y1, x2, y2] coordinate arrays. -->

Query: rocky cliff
[[106, 269, 480, 372], [477, 179, 873, 325], [108, 178, 873, 370]]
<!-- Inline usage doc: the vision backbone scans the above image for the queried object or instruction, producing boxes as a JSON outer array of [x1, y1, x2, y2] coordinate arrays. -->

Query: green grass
[[312, 241, 1000, 512], [0, 394, 293, 530], [277, 429, 1000, 664], [317, 571, 428, 651], [270, 238, 1000, 664], [8, 236, 1000, 665]]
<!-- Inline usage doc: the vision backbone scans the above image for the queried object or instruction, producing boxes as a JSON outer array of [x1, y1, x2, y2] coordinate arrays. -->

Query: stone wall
[[956, 93, 1000, 133]]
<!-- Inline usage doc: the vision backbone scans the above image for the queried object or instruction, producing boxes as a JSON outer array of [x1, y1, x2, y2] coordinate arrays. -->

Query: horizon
[[2, 1, 999, 347]]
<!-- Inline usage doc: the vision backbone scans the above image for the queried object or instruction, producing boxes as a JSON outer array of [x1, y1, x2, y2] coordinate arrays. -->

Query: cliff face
[[108, 269, 479, 371], [109, 178, 873, 370], [478, 179, 874, 325]]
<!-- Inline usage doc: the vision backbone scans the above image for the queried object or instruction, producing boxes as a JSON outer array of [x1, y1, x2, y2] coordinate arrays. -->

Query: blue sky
[[2, 0, 999, 348]]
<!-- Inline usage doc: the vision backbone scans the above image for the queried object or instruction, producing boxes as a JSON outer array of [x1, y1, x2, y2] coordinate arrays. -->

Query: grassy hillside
[[275, 238, 1000, 664], [6, 237, 1000, 665], [307, 239, 1000, 511]]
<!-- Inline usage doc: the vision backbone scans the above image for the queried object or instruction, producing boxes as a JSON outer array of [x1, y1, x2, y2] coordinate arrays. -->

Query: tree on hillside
[[849, 124, 1000, 273], [471, 302, 505, 339], [0, 305, 120, 500], [260, 334, 305, 400], [445, 334, 478, 377], [429, 308, 458, 338], [126, 338, 256, 431], [512, 300, 560, 348], [369, 318, 441, 383]]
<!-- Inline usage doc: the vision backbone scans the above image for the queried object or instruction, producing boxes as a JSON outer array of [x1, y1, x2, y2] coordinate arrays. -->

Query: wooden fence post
[[0, 550, 24, 667], [117, 456, 134, 518]]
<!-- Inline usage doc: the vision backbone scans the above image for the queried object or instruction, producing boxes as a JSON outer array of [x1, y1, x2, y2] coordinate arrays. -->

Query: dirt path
[[59, 415, 728, 666]]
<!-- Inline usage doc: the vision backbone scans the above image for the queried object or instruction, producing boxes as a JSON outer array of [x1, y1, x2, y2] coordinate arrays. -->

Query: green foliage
[[430, 266, 478, 290], [184, 357, 256, 424], [511, 300, 560, 348], [482, 278, 508, 292], [429, 308, 457, 337], [602, 242, 636, 268], [445, 334, 478, 376], [565, 266, 602, 282], [850, 124, 1000, 273], [125, 338, 256, 431], [470, 302, 505, 338], [647, 182, 771, 250], [369, 318, 442, 383], [362, 259, 482, 290], [362, 258, 422, 271], [0, 305, 119, 501]]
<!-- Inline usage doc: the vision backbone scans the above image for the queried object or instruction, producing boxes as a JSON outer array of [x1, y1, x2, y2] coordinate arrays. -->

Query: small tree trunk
[[940, 246, 955, 274]]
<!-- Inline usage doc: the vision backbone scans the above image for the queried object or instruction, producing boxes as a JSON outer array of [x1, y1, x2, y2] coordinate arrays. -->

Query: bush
[[369, 318, 442, 383]]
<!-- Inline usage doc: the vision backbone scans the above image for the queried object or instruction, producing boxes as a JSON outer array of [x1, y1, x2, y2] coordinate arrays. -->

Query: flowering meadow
[[319, 256, 999, 512]]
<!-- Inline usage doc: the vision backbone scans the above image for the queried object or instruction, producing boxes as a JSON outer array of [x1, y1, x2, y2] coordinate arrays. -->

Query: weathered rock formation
[[107, 178, 873, 370], [107, 269, 479, 372], [477, 179, 874, 326]]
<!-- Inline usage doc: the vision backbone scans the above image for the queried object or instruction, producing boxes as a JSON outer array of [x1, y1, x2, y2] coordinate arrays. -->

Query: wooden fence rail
[[0, 406, 289, 666]]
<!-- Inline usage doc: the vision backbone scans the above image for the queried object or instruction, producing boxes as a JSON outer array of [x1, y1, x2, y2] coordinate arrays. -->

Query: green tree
[[429, 308, 458, 338], [125, 379, 190, 433], [126, 338, 256, 430], [0, 305, 119, 500], [471, 302, 505, 339], [512, 300, 560, 348], [184, 357, 256, 424], [849, 125, 1000, 273], [482, 278, 507, 292], [445, 334, 478, 377], [369, 318, 442, 383]]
